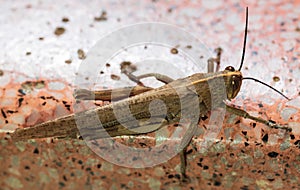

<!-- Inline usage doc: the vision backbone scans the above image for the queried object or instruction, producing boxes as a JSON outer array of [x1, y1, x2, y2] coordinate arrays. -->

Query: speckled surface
[[1, 0, 300, 189]]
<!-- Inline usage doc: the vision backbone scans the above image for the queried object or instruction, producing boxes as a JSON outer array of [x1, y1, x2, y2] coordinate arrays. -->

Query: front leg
[[226, 104, 292, 131], [207, 47, 223, 73]]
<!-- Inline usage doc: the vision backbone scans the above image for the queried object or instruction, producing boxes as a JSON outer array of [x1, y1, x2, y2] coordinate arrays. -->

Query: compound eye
[[225, 66, 235, 71]]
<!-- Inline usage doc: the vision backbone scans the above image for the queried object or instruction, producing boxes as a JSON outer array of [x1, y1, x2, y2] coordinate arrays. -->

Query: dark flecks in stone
[[235, 120, 241, 124], [258, 103, 263, 108], [174, 174, 180, 179], [197, 163, 202, 167], [101, 176, 106, 179], [230, 153, 234, 157], [18, 89, 26, 95], [33, 147, 39, 154], [54, 27, 65, 36], [17, 98, 24, 107], [241, 150, 245, 153], [244, 142, 249, 147], [170, 48, 178, 54], [294, 140, 300, 148], [262, 134, 268, 143], [214, 181, 221, 186], [97, 164, 101, 169], [275, 173, 280, 176], [290, 134, 295, 139], [242, 131, 247, 136], [71, 157, 76, 162], [94, 11, 107, 21], [268, 178, 275, 182], [62, 17, 69, 22], [24, 166, 30, 170], [252, 123, 256, 128], [212, 173, 218, 178], [1, 109, 7, 118], [168, 174, 174, 179], [59, 182, 65, 187], [78, 160, 83, 164], [85, 167, 91, 171], [42, 102, 46, 106], [267, 151, 279, 158], [186, 149, 193, 154], [199, 158, 203, 162], [285, 163, 289, 168], [203, 165, 209, 170], [63, 175, 67, 181]]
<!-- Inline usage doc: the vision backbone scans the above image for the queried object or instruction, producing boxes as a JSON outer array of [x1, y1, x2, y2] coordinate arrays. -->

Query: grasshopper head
[[224, 66, 243, 100]]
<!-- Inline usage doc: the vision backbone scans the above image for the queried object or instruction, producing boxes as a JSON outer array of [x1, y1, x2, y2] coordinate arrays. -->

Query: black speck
[[170, 48, 178, 54], [78, 160, 83, 164], [1, 109, 7, 118], [42, 102, 46, 106], [267, 151, 279, 158], [258, 103, 263, 108], [290, 134, 295, 140], [24, 166, 30, 170], [63, 175, 67, 181], [18, 89, 26, 95], [18, 98, 24, 107], [235, 120, 241, 124], [262, 134, 268, 143], [97, 164, 101, 169], [174, 174, 181, 179], [242, 131, 247, 136], [294, 140, 300, 149], [214, 181, 221, 186], [244, 142, 249, 147], [186, 149, 193, 154], [59, 182, 65, 187], [203, 165, 209, 170], [168, 174, 174, 178], [33, 147, 39, 154]]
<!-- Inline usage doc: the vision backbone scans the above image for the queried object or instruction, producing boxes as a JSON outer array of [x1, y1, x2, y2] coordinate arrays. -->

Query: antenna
[[243, 77, 290, 100], [238, 7, 248, 71]]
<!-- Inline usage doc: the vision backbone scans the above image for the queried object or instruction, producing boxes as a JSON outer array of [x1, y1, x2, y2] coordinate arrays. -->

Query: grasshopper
[[11, 7, 291, 181]]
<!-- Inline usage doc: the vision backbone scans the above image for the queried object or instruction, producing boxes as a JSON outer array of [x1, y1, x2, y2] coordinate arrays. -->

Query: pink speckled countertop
[[0, 0, 300, 189]]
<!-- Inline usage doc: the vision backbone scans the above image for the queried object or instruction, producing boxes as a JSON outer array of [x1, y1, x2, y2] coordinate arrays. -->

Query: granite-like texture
[[0, 0, 299, 189]]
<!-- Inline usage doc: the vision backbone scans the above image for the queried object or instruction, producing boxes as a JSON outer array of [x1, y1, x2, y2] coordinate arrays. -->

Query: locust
[[11, 7, 291, 181]]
